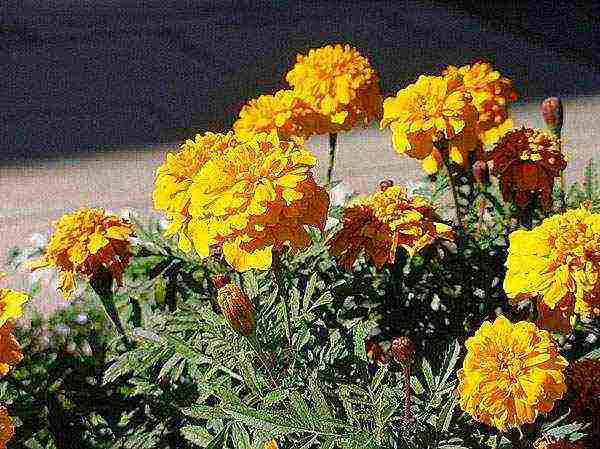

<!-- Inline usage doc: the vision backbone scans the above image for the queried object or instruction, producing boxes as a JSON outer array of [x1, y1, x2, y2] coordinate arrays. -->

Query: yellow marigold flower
[[153, 132, 234, 253], [0, 324, 22, 377], [27, 208, 135, 298], [0, 288, 27, 327], [504, 207, 600, 331], [233, 90, 329, 141], [327, 183, 454, 270], [380, 75, 478, 173], [444, 61, 517, 144], [165, 131, 328, 271], [285, 44, 383, 132], [264, 441, 278, 449], [0, 406, 14, 449], [458, 316, 567, 431]]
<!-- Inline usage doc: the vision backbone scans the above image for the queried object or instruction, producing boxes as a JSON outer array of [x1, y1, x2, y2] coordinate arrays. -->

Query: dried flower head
[[27, 208, 135, 298], [286, 44, 382, 132], [390, 336, 415, 365], [0, 406, 14, 449], [489, 127, 566, 210], [0, 287, 27, 328], [0, 324, 22, 376], [504, 207, 600, 331], [540, 97, 564, 135], [535, 438, 584, 449], [564, 358, 600, 429], [444, 61, 517, 144], [458, 316, 567, 431], [233, 90, 329, 141], [380, 74, 479, 173], [216, 283, 255, 337], [327, 183, 454, 270]]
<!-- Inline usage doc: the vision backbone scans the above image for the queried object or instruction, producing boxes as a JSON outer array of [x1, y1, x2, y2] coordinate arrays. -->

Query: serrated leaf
[[263, 389, 289, 406], [309, 375, 332, 419], [103, 352, 136, 384], [352, 321, 373, 362], [410, 376, 425, 395], [421, 358, 436, 392], [182, 405, 227, 420], [436, 395, 458, 433], [181, 425, 214, 447], [440, 340, 461, 386]]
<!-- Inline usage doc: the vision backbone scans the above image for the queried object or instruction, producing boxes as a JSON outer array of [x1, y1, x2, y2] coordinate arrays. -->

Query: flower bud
[[391, 336, 415, 365], [216, 283, 255, 337], [540, 97, 563, 135], [211, 274, 231, 290]]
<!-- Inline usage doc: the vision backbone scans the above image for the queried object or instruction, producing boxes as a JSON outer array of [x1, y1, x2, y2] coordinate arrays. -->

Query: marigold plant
[[0, 324, 22, 377], [233, 90, 329, 141], [380, 74, 479, 174], [27, 208, 135, 298], [0, 406, 13, 449], [327, 182, 454, 269], [285, 44, 382, 132], [489, 127, 566, 210], [504, 207, 600, 331], [458, 316, 567, 431]]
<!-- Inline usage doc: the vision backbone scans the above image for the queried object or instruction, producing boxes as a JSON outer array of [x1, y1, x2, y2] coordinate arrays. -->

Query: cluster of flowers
[[3, 42, 597, 446]]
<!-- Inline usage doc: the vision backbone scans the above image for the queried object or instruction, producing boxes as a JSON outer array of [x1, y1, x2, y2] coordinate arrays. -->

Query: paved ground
[[2, 97, 600, 267]]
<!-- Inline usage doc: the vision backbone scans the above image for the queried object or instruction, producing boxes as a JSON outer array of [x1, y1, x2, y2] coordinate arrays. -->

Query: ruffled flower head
[[564, 358, 600, 431], [0, 406, 14, 449], [233, 90, 329, 141], [27, 208, 135, 298], [489, 127, 566, 210], [504, 207, 600, 332], [0, 324, 22, 376], [380, 74, 479, 173], [0, 287, 27, 328], [156, 130, 329, 271], [286, 44, 382, 132], [458, 316, 567, 431], [444, 61, 517, 144], [327, 182, 454, 270]]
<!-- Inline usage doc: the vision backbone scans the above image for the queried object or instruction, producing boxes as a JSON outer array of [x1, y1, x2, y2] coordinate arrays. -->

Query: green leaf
[[580, 347, 600, 360], [421, 358, 436, 392], [181, 425, 214, 447], [440, 340, 461, 386], [436, 395, 458, 433], [410, 376, 425, 395], [309, 375, 332, 419], [182, 405, 228, 420], [103, 352, 137, 384], [352, 321, 373, 362]]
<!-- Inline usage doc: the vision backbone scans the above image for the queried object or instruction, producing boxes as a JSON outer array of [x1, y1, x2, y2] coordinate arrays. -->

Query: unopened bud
[[216, 283, 255, 337], [472, 160, 490, 186], [211, 274, 231, 290], [540, 97, 563, 135], [391, 337, 415, 365]]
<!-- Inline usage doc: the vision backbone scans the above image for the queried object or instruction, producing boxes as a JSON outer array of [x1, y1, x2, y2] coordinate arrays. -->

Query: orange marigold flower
[[444, 61, 517, 144], [286, 44, 383, 132], [504, 207, 600, 331], [458, 316, 568, 431], [264, 441, 278, 449], [0, 287, 27, 327], [0, 324, 22, 376], [327, 183, 454, 270], [564, 358, 600, 430], [27, 208, 135, 298], [0, 406, 14, 449], [157, 130, 329, 271], [489, 127, 566, 210], [153, 132, 234, 253], [233, 90, 330, 141], [380, 74, 479, 174]]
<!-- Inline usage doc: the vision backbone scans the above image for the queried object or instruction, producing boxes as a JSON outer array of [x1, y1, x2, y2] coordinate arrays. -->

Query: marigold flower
[[0, 288, 27, 327], [153, 132, 234, 253], [286, 44, 382, 132], [444, 61, 517, 144], [535, 439, 584, 449], [27, 208, 135, 298], [380, 75, 479, 173], [458, 316, 567, 431], [564, 358, 600, 430], [158, 131, 329, 271], [264, 441, 278, 449], [327, 183, 454, 270], [0, 406, 14, 449], [0, 324, 22, 376], [233, 90, 329, 141], [216, 282, 255, 337], [489, 127, 566, 210], [504, 207, 600, 331]]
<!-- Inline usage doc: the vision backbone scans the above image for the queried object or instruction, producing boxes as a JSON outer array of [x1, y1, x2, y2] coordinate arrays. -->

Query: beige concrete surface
[[2, 97, 600, 267]]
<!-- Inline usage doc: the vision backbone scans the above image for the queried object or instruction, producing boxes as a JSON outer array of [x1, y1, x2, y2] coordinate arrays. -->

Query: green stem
[[247, 334, 278, 389], [443, 159, 463, 228], [272, 250, 293, 349], [326, 133, 338, 188]]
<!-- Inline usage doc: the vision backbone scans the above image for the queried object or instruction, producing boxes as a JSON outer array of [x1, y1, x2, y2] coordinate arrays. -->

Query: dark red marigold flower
[[565, 358, 600, 431], [488, 127, 566, 210]]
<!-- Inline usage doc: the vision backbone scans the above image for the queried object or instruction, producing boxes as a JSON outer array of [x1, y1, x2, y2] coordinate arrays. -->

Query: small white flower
[[29, 233, 48, 249]]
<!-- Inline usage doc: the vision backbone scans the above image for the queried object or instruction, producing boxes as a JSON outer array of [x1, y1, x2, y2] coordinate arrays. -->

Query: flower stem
[[272, 249, 293, 349], [326, 133, 338, 188], [403, 364, 413, 423], [247, 334, 278, 389], [443, 159, 463, 227]]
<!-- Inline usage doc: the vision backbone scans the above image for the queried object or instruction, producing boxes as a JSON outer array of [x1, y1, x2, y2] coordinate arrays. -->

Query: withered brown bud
[[540, 97, 563, 135], [391, 337, 415, 365], [216, 283, 255, 337], [378, 180, 394, 191], [472, 160, 490, 186], [211, 274, 231, 290]]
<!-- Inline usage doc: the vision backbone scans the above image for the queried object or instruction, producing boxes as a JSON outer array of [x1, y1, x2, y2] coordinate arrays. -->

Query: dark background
[[2, 0, 599, 161]]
